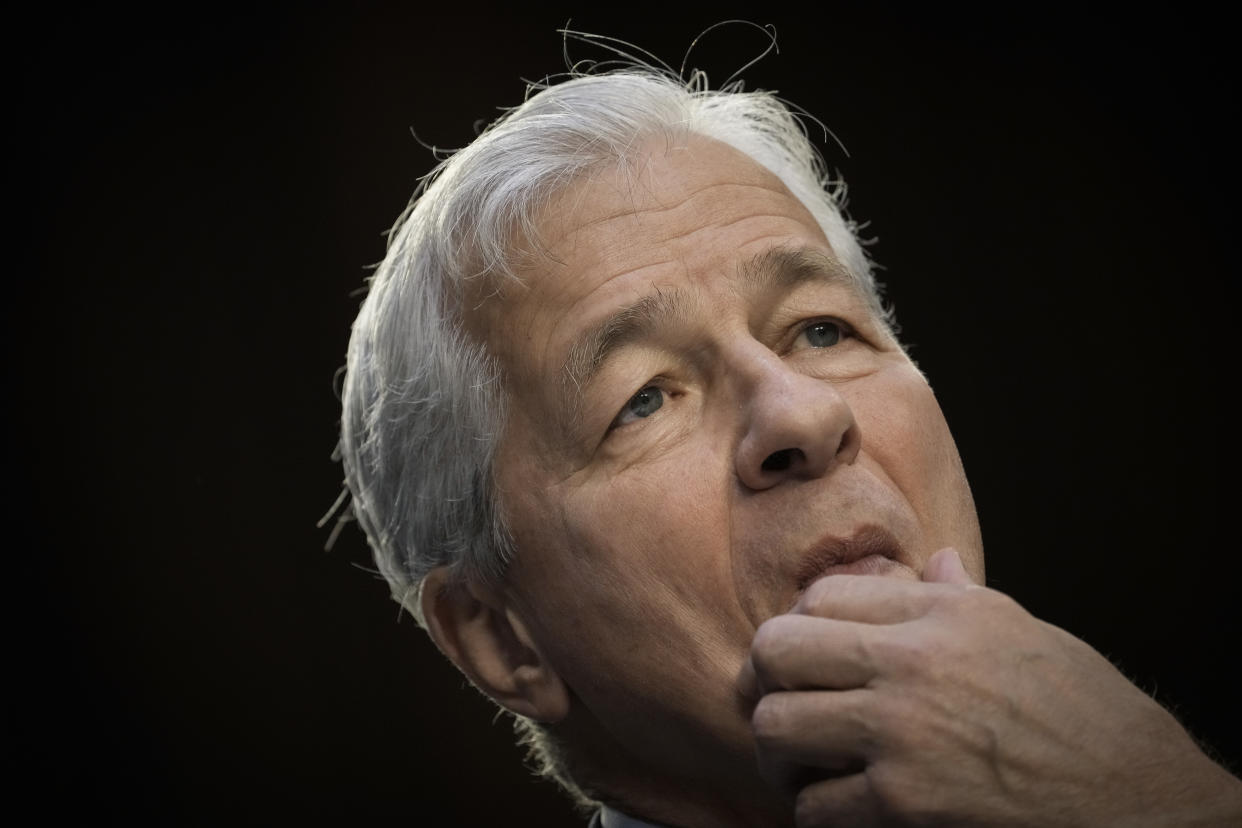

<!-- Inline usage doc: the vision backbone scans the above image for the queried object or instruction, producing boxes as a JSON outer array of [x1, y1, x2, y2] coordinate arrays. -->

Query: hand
[[739, 548, 1242, 826]]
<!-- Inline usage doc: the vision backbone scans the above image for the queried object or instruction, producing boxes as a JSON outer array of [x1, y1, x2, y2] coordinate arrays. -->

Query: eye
[[799, 320, 845, 348], [610, 385, 665, 429]]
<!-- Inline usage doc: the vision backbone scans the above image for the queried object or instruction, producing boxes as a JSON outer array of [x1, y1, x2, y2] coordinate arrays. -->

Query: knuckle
[[802, 573, 864, 614], [870, 775, 914, 819], [955, 584, 1018, 615], [751, 693, 793, 746], [750, 618, 794, 681], [864, 762, 924, 819], [751, 615, 789, 655], [801, 576, 838, 613], [794, 786, 837, 828], [873, 632, 934, 677], [872, 695, 922, 752]]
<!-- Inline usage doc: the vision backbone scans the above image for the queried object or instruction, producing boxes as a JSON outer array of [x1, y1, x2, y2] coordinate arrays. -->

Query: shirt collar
[[598, 803, 670, 828]]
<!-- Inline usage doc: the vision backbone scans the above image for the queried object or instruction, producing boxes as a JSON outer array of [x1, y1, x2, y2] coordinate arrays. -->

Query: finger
[[921, 546, 974, 585], [793, 773, 880, 828], [756, 745, 860, 806], [794, 572, 960, 623], [753, 689, 877, 771], [744, 614, 876, 699]]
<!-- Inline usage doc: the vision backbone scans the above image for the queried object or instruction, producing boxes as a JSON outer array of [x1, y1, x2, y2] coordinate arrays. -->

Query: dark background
[[11, 4, 1237, 824]]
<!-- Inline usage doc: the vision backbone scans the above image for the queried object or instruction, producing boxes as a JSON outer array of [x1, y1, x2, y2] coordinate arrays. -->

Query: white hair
[[335, 63, 882, 805], [339, 66, 879, 620]]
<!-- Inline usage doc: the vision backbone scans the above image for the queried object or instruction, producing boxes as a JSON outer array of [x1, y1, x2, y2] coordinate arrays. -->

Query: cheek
[[854, 366, 983, 569], [508, 444, 750, 694], [566, 450, 737, 621]]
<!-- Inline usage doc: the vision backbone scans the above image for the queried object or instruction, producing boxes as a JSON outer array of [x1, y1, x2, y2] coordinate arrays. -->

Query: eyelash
[[605, 317, 858, 435], [608, 381, 671, 432], [792, 317, 855, 351]]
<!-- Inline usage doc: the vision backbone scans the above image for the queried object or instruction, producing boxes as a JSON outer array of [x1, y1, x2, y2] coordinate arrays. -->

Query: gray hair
[[336, 63, 880, 804]]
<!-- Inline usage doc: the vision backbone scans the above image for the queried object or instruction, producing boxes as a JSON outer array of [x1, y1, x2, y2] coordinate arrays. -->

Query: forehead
[[536, 137, 816, 269], [471, 136, 842, 381]]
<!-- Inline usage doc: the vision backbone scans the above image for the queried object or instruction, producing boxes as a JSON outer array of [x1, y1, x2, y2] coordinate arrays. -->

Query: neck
[[552, 705, 793, 828]]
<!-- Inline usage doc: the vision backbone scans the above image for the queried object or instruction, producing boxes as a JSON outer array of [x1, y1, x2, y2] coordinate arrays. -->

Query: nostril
[[761, 448, 800, 472]]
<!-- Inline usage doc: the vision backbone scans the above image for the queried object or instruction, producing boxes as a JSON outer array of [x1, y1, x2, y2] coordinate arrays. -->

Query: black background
[[11, 4, 1237, 824]]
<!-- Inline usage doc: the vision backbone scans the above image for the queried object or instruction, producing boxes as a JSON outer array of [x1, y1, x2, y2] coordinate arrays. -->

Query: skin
[[421, 136, 1242, 826]]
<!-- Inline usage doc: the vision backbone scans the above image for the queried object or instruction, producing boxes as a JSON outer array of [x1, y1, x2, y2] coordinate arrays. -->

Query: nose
[[734, 353, 861, 491]]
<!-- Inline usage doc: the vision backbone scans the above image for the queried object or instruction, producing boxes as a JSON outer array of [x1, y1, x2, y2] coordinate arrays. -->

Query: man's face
[[471, 136, 983, 797]]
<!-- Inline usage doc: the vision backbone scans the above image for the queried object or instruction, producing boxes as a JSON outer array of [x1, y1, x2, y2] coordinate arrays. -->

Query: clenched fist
[[739, 548, 1242, 826]]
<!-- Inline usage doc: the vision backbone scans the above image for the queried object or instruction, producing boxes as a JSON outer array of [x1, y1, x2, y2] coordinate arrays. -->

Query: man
[[337, 62, 1241, 825]]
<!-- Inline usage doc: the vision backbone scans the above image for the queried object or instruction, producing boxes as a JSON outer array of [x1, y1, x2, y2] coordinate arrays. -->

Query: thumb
[[922, 547, 975, 585]]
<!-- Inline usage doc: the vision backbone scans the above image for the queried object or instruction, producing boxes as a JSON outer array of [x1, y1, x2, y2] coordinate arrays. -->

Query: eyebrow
[[559, 246, 857, 402], [562, 286, 691, 396], [737, 245, 856, 296]]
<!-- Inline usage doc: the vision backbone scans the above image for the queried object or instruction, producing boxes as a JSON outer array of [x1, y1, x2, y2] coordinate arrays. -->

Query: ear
[[420, 566, 570, 723]]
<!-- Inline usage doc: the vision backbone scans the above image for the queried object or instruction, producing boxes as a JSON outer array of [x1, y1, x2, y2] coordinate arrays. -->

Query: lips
[[794, 524, 910, 591]]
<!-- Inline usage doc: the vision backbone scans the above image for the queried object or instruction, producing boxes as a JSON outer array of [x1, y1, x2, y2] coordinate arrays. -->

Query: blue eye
[[802, 321, 843, 348], [611, 386, 664, 428]]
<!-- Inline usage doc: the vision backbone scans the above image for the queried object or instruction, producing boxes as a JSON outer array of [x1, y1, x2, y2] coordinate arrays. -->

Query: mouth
[[794, 524, 911, 591]]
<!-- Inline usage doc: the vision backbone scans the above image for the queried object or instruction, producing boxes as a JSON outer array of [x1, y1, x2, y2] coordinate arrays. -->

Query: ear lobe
[[420, 566, 570, 723]]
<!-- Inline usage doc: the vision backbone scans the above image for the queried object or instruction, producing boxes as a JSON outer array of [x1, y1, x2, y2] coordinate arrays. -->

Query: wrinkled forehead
[[462, 135, 834, 375]]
